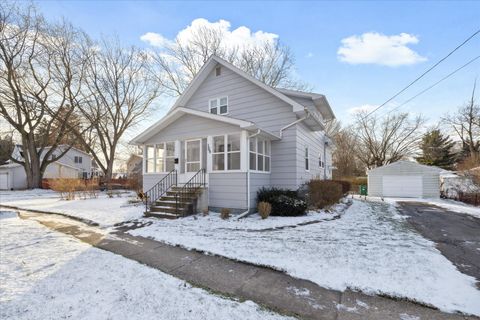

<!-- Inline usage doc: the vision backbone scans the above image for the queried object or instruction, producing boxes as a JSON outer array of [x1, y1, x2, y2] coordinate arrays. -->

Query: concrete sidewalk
[[15, 209, 478, 320]]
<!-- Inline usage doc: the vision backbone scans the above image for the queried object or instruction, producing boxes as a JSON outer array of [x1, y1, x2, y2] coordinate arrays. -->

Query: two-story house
[[130, 55, 335, 217], [0, 145, 92, 190]]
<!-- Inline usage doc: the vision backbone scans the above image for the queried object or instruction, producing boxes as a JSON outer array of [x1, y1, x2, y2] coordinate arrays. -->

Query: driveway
[[398, 202, 480, 286]]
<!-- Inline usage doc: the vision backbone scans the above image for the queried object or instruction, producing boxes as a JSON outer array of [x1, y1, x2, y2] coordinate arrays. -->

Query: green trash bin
[[359, 185, 368, 196]]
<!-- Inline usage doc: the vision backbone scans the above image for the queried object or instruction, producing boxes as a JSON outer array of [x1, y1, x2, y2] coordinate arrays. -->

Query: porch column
[[174, 140, 181, 172], [206, 135, 213, 172], [240, 130, 248, 172]]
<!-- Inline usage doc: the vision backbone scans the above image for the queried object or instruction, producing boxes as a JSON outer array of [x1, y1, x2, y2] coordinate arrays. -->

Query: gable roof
[[368, 160, 443, 174], [276, 88, 335, 120], [170, 55, 308, 114], [130, 107, 280, 145]]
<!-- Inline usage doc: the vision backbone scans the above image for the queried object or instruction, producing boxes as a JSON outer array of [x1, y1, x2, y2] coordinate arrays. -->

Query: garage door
[[0, 172, 8, 190], [382, 175, 423, 198]]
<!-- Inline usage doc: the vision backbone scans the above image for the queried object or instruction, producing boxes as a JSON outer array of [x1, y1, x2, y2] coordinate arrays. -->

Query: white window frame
[[319, 153, 324, 168], [74, 156, 82, 164], [211, 133, 241, 172], [209, 96, 228, 115], [144, 142, 175, 174], [145, 145, 155, 174], [249, 137, 271, 173], [305, 146, 309, 171]]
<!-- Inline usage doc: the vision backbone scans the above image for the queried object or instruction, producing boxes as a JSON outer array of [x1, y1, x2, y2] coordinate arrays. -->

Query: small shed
[[367, 161, 442, 198]]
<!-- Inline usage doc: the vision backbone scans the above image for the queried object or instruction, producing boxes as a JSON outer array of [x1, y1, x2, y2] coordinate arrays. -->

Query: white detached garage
[[368, 161, 442, 198]]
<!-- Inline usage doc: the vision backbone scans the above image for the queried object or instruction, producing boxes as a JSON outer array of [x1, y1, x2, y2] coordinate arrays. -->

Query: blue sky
[[37, 1, 480, 127]]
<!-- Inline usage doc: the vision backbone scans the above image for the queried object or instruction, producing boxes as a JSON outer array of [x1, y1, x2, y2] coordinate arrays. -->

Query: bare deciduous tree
[[150, 25, 308, 96], [72, 38, 161, 182], [442, 80, 480, 156], [331, 126, 365, 178], [0, 2, 90, 188], [353, 112, 425, 169]]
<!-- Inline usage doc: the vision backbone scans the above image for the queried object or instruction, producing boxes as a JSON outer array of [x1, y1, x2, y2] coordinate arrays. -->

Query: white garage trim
[[382, 175, 423, 198], [0, 172, 9, 190]]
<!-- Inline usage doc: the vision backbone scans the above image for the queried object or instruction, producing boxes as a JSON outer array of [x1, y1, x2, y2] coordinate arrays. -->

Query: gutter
[[279, 109, 311, 138]]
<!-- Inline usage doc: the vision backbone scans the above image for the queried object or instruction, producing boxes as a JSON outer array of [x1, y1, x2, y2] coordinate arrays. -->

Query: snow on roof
[[368, 160, 443, 173]]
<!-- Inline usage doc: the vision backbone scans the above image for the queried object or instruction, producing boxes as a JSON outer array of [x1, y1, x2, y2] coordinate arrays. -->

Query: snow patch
[[130, 199, 480, 316], [0, 214, 292, 319]]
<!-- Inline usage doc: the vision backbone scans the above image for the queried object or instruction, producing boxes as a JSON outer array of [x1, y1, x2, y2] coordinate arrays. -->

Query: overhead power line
[[379, 55, 480, 117], [364, 28, 480, 118]]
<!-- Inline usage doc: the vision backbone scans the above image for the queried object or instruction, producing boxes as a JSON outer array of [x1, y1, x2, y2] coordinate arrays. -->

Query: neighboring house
[[368, 161, 442, 198], [440, 169, 480, 198], [0, 145, 92, 190], [130, 55, 335, 216], [126, 154, 143, 177]]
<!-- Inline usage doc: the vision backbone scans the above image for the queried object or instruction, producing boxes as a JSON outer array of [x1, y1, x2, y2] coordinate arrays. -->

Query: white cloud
[[140, 32, 172, 47], [306, 52, 314, 58], [140, 18, 278, 50], [347, 104, 378, 115], [337, 32, 427, 67]]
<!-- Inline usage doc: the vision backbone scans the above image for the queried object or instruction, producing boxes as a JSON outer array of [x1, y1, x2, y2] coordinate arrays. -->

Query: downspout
[[323, 136, 328, 179], [237, 129, 261, 219], [279, 109, 311, 138]]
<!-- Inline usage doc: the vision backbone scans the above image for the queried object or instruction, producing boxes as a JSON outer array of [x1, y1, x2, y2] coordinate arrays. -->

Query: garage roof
[[368, 161, 443, 174]]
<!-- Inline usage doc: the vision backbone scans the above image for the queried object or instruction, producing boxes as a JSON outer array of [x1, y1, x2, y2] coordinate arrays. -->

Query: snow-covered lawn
[[129, 199, 480, 316], [383, 196, 480, 219], [0, 210, 291, 320], [0, 189, 143, 227]]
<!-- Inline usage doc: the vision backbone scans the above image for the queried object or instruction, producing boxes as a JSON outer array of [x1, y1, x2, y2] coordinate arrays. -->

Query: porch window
[[212, 133, 240, 171], [145, 142, 175, 173], [145, 145, 155, 173], [249, 137, 270, 172], [209, 97, 228, 115]]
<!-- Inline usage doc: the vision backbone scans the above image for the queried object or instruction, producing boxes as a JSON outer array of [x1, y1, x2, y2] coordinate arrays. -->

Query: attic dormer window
[[209, 97, 228, 115], [215, 66, 221, 76]]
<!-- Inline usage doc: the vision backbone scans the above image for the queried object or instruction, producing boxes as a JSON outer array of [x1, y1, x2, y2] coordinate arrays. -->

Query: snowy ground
[[130, 199, 480, 316], [0, 210, 292, 320], [380, 196, 480, 219], [0, 189, 143, 227]]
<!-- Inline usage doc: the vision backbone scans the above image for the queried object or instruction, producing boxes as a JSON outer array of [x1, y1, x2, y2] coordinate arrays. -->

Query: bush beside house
[[308, 180, 343, 209], [257, 187, 307, 216], [256, 180, 347, 217]]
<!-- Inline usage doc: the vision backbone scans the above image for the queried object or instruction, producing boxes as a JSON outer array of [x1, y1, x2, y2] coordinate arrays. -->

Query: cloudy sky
[[37, 1, 480, 127]]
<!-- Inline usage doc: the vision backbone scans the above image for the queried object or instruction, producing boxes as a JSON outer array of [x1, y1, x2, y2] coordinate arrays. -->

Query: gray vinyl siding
[[143, 173, 166, 191], [249, 172, 270, 209], [183, 64, 296, 133], [295, 122, 329, 186], [209, 172, 248, 210], [144, 114, 241, 144], [270, 127, 297, 189], [368, 161, 441, 198]]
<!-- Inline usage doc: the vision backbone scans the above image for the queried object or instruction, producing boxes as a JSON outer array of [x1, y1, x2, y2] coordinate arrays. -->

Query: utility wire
[[364, 28, 480, 118], [378, 55, 480, 117]]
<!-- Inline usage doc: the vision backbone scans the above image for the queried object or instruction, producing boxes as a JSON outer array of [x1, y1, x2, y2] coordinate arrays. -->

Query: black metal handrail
[[144, 169, 177, 212], [175, 168, 206, 215]]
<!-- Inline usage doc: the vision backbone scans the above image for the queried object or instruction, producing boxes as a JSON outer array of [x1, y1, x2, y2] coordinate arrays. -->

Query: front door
[[183, 139, 202, 182]]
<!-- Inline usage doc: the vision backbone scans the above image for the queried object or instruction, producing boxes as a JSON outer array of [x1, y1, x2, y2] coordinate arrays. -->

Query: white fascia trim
[[129, 107, 255, 145]]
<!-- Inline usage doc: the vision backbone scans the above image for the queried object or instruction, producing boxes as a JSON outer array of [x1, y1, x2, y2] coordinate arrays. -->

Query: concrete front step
[[150, 206, 186, 214], [144, 211, 180, 219]]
